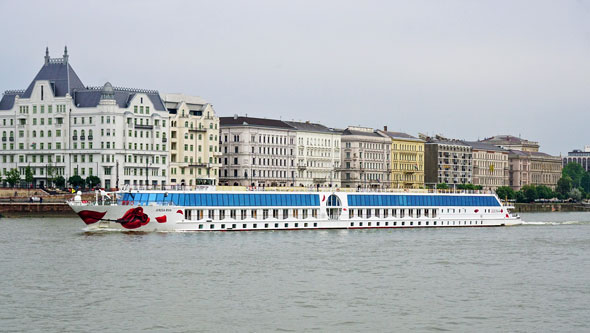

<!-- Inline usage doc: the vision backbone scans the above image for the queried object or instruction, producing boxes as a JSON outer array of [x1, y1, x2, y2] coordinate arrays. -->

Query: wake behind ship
[[68, 187, 520, 232]]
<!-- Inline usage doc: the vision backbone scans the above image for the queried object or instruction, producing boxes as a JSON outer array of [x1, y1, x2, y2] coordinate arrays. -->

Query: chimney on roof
[[233, 114, 238, 120], [384, 126, 388, 131], [63, 45, 69, 63], [44, 47, 50, 66]]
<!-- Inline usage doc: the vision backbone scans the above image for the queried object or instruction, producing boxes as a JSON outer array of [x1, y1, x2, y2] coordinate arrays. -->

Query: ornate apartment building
[[563, 146, 590, 171], [423, 135, 473, 187], [0, 48, 169, 189], [285, 121, 341, 188], [378, 128, 424, 189], [219, 116, 296, 187], [163, 94, 220, 186], [464, 141, 509, 190], [481, 135, 562, 190], [340, 126, 391, 189]]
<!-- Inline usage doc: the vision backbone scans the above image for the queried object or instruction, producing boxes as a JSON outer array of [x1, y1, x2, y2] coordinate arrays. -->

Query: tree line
[[0, 167, 101, 190]]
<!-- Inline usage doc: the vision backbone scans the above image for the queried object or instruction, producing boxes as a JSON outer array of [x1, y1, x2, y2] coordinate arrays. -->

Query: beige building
[[508, 151, 562, 190], [378, 128, 424, 189], [163, 94, 220, 186], [341, 126, 391, 189], [464, 141, 509, 190]]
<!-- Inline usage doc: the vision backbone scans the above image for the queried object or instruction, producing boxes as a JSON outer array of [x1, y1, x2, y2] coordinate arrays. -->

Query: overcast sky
[[1, 0, 589, 155]]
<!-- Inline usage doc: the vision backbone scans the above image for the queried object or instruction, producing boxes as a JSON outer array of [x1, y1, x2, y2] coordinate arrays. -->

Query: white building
[[0, 47, 169, 189], [219, 116, 297, 187], [163, 93, 221, 186], [285, 121, 341, 188]]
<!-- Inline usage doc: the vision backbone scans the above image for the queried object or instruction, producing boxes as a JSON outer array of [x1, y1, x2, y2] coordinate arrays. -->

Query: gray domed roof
[[100, 82, 115, 100]]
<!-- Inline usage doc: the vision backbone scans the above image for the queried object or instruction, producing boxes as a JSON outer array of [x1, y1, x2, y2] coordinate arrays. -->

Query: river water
[[0, 212, 589, 332]]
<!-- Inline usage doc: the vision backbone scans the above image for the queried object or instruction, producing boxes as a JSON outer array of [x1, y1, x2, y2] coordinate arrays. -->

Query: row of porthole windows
[[198, 222, 319, 230], [186, 209, 319, 221], [349, 208, 438, 219], [349, 220, 485, 227]]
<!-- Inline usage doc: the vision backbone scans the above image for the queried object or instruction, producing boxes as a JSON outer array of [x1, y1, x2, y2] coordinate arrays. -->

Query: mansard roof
[[379, 130, 424, 142], [284, 121, 334, 133], [220, 116, 295, 129], [0, 47, 166, 111]]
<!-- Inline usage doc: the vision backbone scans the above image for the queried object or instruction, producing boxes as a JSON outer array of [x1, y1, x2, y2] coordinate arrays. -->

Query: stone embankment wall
[[514, 203, 590, 212], [0, 203, 76, 217]]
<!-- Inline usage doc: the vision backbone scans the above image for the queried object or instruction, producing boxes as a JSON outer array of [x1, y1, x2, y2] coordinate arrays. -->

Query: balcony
[[135, 124, 154, 130], [189, 128, 207, 133], [72, 136, 78, 141]]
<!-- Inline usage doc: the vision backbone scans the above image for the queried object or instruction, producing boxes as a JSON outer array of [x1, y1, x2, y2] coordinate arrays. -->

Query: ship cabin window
[[275, 223, 279, 228], [376, 222, 380, 226], [295, 223, 298, 228], [293, 209, 299, 219], [367, 209, 372, 218], [349, 210, 354, 219], [313, 223, 317, 227], [424, 209, 429, 217], [358, 209, 363, 218], [195, 210, 203, 220], [302, 209, 308, 219], [273, 209, 279, 219], [432, 209, 437, 218], [283, 209, 289, 219], [385, 221, 389, 226], [375, 209, 380, 218], [221, 224, 225, 229], [401, 222, 405, 226], [433, 221, 436, 226], [304, 223, 308, 227], [184, 209, 192, 220], [400, 210, 405, 218], [384, 209, 388, 218], [230, 210, 237, 219], [409, 209, 414, 218], [253, 224, 257, 228], [392, 209, 397, 218], [251, 209, 257, 219], [394, 222, 397, 226], [241, 210, 247, 220], [232, 224, 237, 228], [425, 221, 429, 226], [312, 209, 318, 218], [418, 221, 421, 225], [368, 222, 371, 227], [199, 224, 203, 229], [359, 222, 363, 227], [210, 224, 214, 229], [219, 210, 225, 220], [350, 222, 354, 227], [265, 223, 269, 228], [410, 222, 414, 226], [208, 210, 214, 219], [263, 209, 269, 220], [284, 223, 288, 228]]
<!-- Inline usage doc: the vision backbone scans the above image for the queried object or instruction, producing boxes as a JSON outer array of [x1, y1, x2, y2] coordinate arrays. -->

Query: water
[[0, 213, 589, 332]]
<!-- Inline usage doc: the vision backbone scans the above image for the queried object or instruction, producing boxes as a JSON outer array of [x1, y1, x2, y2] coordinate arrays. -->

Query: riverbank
[[0, 203, 75, 218], [514, 202, 590, 212]]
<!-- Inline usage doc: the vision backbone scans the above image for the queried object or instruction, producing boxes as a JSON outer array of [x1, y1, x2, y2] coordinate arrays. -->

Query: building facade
[[422, 136, 473, 187], [341, 126, 391, 189], [480, 135, 540, 152], [163, 94, 220, 186], [219, 116, 296, 187], [378, 128, 424, 189], [0, 48, 169, 189], [563, 146, 590, 171], [464, 141, 509, 190], [285, 121, 341, 188], [508, 150, 562, 191]]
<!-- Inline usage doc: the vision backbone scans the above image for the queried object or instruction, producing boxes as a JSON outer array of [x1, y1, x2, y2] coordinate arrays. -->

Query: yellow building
[[163, 94, 220, 186], [379, 129, 425, 189]]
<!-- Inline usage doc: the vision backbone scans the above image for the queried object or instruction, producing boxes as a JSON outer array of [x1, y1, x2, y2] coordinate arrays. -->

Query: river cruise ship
[[68, 187, 520, 231]]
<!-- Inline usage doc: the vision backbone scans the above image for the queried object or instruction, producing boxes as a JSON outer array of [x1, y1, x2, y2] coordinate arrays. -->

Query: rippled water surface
[[1, 212, 589, 332]]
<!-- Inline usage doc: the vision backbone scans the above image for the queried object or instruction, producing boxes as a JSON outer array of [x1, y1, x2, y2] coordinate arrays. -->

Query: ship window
[[284, 223, 288, 228], [198, 224, 203, 229], [210, 224, 214, 229], [385, 222, 388, 226], [232, 224, 236, 228], [401, 222, 405, 226], [273, 209, 279, 219], [313, 223, 317, 227], [219, 210, 225, 220], [349, 210, 354, 218], [410, 221, 413, 225], [418, 221, 421, 225], [312, 209, 318, 218], [292, 209, 299, 219], [275, 223, 279, 228], [251, 209, 257, 219], [368, 222, 371, 227], [243, 224, 247, 228], [221, 224, 225, 229], [384, 209, 388, 218], [304, 223, 308, 227], [359, 222, 363, 227], [433, 221, 436, 225], [302, 209, 308, 219], [208, 210, 214, 219], [294, 223, 298, 228], [253, 224, 257, 228], [230, 210, 236, 219], [376, 222, 380, 226], [263, 209, 269, 220], [283, 209, 289, 219], [265, 223, 269, 228], [394, 222, 397, 226], [425, 221, 429, 225], [350, 222, 354, 227]]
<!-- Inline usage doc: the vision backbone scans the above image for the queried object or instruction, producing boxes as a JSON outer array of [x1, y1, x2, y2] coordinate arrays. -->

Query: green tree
[[556, 176, 573, 196], [515, 191, 526, 203], [568, 188, 583, 202], [25, 166, 34, 188], [562, 162, 585, 188], [436, 183, 449, 189], [581, 172, 590, 193], [5, 168, 21, 187], [521, 184, 538, 202], [85, 175, 101, 188], [68, 175, 85, 188], [53, 176, 65, 188], [496, 186, 515, 200], [536, 185, 554, 199]]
